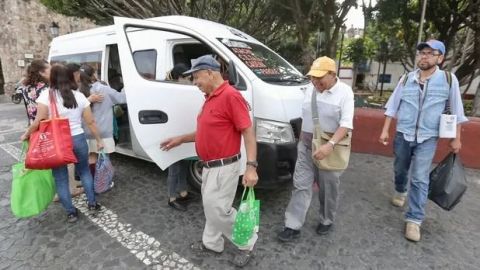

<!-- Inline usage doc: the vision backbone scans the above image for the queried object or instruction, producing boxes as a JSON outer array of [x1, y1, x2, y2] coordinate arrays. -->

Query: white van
[[49, 16, 309, 189]]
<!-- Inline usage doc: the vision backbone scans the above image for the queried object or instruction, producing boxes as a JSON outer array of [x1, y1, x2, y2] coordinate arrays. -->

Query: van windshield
[[218, 39, 308, 85]]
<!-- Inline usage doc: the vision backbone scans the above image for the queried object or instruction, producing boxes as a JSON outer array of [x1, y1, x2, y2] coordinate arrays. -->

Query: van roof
[[51, 15, 260, 44]]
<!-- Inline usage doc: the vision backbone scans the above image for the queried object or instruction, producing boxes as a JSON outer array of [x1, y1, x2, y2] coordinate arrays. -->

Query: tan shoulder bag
[[311, 89, 352, 171]]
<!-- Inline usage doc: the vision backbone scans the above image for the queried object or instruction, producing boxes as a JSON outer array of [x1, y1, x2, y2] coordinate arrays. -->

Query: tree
[[343, 37, 376, 89], [40, 0, 289, 50], [371, 0, 480, 115]]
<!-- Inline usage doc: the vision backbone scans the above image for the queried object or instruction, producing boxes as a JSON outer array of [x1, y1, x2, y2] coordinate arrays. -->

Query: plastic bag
[[232, 187, 260, 247], [11, 143, 56, 218], [94, 151, 114, 193], [429, 153, 468, 211], [25, 90, 77, 169]]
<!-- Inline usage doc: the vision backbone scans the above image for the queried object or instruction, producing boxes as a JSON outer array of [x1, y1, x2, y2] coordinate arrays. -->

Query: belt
[[202, 153, 241, 168]]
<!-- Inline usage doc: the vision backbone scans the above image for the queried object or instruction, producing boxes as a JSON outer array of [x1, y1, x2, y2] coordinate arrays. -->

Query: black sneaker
[[168, 200, 187, 211], [176, 192, 198, 203], [316, 223, 332, 235], [67, 209, 79, 223], [88, 203, 102, 214], [277, 227, 300, 242]]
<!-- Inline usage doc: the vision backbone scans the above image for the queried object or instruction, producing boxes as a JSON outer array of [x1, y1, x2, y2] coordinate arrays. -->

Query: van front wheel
[[187, 160, 203, 190]]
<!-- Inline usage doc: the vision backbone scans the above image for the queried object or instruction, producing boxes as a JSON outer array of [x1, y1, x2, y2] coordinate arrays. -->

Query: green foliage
[[343, 37, 376, 65]]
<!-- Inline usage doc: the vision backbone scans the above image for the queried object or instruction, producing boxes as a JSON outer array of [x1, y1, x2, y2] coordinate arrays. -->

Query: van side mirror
[[228, 60, 239, 86]]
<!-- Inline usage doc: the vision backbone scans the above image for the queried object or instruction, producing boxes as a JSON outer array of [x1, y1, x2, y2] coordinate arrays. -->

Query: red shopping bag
[[25, 90, 77, 169]]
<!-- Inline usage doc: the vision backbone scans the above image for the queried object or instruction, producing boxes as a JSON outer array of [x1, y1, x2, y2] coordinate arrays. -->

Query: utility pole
[[417, 0, 428, 45], [337, 25, 347, 74], [380, 41, 388, 97]]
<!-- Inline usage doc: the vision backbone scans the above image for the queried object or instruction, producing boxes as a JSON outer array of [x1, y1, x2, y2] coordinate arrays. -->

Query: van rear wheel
[[187, 160, 203, 190]]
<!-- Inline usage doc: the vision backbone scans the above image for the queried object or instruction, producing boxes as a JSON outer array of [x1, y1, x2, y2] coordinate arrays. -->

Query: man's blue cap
[[183, 55, 221, 75], [416, 39, 446, 55]]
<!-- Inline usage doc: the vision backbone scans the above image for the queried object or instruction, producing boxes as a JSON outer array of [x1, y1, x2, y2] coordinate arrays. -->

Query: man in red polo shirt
[[160, 55, 258, 267]]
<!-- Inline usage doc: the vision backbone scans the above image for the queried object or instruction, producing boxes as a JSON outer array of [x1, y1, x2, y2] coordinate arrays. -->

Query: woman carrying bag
[[78, 64, 126, 179], [21, 64, 104, 223]]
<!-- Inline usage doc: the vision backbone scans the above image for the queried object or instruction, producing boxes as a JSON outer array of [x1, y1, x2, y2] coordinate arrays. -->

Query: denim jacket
[[396, 70, 450, 140]]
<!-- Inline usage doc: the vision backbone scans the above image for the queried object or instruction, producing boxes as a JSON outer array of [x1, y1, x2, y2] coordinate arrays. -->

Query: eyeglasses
[[416, 51, 441, 57]]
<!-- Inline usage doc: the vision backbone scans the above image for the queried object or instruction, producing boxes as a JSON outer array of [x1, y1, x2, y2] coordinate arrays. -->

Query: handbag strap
[[49, 89, 60, 119], [310, 89, 323, 134]]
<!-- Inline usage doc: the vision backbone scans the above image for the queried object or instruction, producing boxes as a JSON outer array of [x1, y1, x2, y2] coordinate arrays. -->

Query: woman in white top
[[21, 64, 104, 223]]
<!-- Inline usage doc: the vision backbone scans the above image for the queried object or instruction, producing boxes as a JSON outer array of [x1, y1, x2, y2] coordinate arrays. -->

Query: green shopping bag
[[10, 142, 56, 218], [232, 187, 260, 246]]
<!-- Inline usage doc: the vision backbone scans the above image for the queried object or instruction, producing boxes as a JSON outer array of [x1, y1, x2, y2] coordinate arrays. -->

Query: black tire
[[11, 94, 22, 104], [186, 160, 203, 190]]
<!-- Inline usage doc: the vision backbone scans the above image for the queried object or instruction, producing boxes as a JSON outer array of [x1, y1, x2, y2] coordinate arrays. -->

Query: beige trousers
[[201, 161, 257, 252]]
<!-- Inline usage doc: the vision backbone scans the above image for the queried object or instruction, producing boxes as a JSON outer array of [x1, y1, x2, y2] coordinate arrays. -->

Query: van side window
[[107, 44, 123, 91], [133, 50, 157, 80], [50, 51, 102, 78]]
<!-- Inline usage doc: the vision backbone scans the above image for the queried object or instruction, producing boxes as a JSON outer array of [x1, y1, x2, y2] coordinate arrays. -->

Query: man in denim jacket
[[379, 40, 468, 242]]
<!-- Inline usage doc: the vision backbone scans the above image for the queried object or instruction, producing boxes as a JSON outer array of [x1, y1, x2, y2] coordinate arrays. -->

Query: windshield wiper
[[262, 75, 307, 83]]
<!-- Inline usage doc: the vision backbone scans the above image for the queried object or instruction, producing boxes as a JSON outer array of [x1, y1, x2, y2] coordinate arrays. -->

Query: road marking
[[0, 143, 23, 161], [2, 142, 201, 270]]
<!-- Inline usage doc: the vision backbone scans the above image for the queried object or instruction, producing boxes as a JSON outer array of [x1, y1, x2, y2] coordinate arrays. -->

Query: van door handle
[[138, 110, 168, 124]]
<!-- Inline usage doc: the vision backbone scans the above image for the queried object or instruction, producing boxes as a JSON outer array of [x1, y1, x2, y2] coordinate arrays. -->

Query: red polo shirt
[[196, 81, 251, 161]]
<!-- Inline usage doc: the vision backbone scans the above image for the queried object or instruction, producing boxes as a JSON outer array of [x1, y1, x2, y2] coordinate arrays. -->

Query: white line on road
[[1, 142, 201, 270]]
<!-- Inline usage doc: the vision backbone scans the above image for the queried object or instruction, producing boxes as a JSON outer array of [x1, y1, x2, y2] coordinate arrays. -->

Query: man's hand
[[313, 143, 333, 160], [160, 136, 183, 151], [378, 130, 389, 146], [88, 94, 104, 103], [449, 138, 462, 153], [242, 166, 258, 187]]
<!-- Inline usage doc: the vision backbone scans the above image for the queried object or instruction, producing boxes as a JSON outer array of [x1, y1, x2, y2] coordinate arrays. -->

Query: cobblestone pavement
[[1, 103, 479, 270]]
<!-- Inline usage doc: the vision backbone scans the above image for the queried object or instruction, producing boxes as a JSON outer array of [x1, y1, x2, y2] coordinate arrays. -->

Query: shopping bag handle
[[20, 141, 28, 161], [49, 89, 60, 119]]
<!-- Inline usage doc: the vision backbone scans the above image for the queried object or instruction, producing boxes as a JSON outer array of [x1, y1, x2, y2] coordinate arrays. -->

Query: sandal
[[71, 187, 84, 197]]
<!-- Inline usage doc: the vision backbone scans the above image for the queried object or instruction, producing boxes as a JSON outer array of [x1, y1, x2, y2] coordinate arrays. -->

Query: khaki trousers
[[201, 161, 257, 252]]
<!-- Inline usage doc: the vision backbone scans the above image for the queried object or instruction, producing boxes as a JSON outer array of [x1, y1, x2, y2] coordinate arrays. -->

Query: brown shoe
[[231, 249, 254, 267], [405, 222, 421, 242], [391, 194, 406, 207]]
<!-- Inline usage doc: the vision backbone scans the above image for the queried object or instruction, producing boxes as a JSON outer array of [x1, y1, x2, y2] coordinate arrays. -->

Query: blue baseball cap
[[183, 55, 221, 75], [416, 39, 446, 55]]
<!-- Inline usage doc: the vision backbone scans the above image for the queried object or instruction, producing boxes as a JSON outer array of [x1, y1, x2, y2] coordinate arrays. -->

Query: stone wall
[[0, 0, 97, 96]]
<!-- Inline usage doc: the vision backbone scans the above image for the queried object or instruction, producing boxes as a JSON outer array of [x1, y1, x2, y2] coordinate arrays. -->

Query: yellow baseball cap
[[306, 56, 336, 78]]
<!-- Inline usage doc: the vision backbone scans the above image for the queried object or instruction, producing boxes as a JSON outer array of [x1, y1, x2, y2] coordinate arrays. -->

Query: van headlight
[[255, 118, 295, 144]]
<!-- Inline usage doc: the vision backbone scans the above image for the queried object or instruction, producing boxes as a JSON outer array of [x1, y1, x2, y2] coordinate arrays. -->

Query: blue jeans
[[52, 133, 96, 215], [393, 132, 438, 224], [167, 160, 189, 198]]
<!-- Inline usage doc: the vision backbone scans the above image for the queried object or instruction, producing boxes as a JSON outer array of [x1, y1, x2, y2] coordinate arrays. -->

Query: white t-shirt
[[36, 89, 91, 136], [301, 79, 355, 133]]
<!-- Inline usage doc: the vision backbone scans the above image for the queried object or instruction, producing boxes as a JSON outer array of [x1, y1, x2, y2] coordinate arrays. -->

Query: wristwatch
[[327, 140, 336, 147], [246, 160, 258, 168]]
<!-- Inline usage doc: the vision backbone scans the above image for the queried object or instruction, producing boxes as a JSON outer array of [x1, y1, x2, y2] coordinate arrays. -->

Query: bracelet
[[327, 140, 336, 147]]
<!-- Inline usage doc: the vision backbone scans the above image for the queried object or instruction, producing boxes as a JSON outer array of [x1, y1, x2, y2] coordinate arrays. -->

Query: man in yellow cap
[[278, 56, 354, 242]]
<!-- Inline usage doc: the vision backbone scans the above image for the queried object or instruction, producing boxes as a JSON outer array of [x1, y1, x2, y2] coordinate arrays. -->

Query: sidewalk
[[0, 95, 10, 104]]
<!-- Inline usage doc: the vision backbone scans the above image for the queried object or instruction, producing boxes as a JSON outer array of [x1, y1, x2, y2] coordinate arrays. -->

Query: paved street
[[1, 101, 479, 270]]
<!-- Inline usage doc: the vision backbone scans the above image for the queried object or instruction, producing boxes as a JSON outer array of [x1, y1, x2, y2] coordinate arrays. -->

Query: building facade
[[0, 0, 96, 95]]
